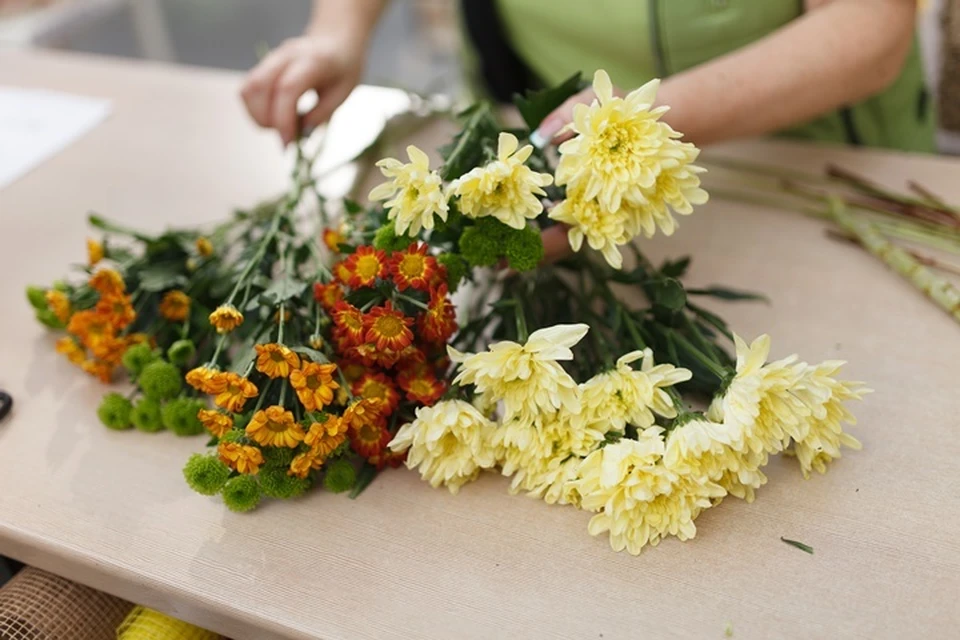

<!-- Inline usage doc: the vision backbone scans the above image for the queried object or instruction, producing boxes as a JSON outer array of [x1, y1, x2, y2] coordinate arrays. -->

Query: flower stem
[[670, 330, 729, 380]]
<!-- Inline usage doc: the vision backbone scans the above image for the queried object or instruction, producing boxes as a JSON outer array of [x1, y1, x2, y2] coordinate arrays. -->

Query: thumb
[[530, 88, 597, 148]]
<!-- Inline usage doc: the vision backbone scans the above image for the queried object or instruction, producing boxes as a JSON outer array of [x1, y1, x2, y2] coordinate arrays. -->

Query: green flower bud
[[161, 397, 205, 437], [220, 428, 247, 444], [121, 343, 158, 379], [459, 226, 501, 267], [166, 339, 196, 366], [139, 360, 182, 400], [262, 447, 297, 470], [26, 286, 49, 310], [323, 458, 357, 494], [97, 392, 133, 430], [35, 308, 65, 329], [221, 475, 261, 513], [258, 468, 310, 499], [475, 216, 512, 242], [183, 454, 230, 496], [436, 253, 469, 293], [52, 280, 70, 292], [373, 224, 413, 253], [130, 397, 164, 433], [504, 224, 545, 272]]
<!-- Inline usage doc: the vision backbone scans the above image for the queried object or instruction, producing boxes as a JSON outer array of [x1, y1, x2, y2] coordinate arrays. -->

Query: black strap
[[460, 0, 539, 102]]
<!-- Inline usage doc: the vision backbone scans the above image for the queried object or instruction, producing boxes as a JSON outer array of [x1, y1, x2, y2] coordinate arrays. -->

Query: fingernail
[[531, 117, 561, 148]]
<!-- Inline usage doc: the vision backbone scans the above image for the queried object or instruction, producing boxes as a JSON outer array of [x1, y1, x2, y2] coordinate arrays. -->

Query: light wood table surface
[[1, 51, 958, 640]]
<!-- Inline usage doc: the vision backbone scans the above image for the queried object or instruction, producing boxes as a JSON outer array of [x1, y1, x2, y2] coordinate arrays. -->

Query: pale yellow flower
[[448, 323, 588, 424], [388, 399, 498, 494], [449, 132, 553, 229], [548, 188, 631, 269], [368, 145, 449, 236]]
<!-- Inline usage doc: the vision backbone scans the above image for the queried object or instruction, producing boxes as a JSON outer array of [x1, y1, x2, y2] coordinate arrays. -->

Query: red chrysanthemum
[[418, 284, 458, 344], [395, 344, 426, 367], [343, 343, 379, 367], [342, 246, 387, 288], [389, 243, 439, 292], [368, 448, 408, 471], [331, 301, 366, 347], [347, 408, 391, 459], [339, 359, 368, 384], [313, 281, 344, 311], [351, 372, 401, 415], [322, 227, 346, 252], [363, 301, 414, 352], [396, 366, 446, 405], [333, 260, 353, 285]]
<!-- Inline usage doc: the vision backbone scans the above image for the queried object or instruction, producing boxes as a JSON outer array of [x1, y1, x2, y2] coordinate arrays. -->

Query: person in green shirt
[[241, 0, 934, 154]]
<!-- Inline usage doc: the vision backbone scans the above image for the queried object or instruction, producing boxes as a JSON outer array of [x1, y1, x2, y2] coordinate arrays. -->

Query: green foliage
[[475, 216, 512, 242], [513, 72, 583, 131], [439, 103, 500, 181], [373, 224, 413, 253], [262, 446, 297, 469], [258, 274, 307, 306], [139, 360, 182, 400], [436, 253, 468, 292], [161, 397, 205, 436], [166, 339, 196, 366], [459, 226, 501, 267], [26, 286, 48, 310], [121, 343, 158, 378], [504, 225, 545, 272], [222, 475, 261, 513], [258, 468, 310, 499], [183, 454, 230, 496], [34, 309, 64, 329], [97, 393, 133, 431], [323, 458, 357, 494], [687, 286, 769, 303], [220, 428, 247, 444], [130, 397, 164, 433]]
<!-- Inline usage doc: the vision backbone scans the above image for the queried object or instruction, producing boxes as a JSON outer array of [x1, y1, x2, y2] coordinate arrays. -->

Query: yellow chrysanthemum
[[197, 409, 233, 438], [209, 304, 244, 334], [290, 362, 339, 411], [368, 145, 449, 236], [158, 290, 191, 322], [87, 238, 104, 266], [55, 336, 86, 366], [548, 188, 631, 269], [448, 323, 588, 424], [218, 441, 264, 475], [254, 343, 300, 379], [289, 447, 325, 479], [207, 372, 258, 413], [304, 414, 349, 458], [45, 290, 72, 323], [196, 236, 214, 257], [185, 366, 217, 394], [449, 132, 553, 229], [245, 405, 304, 448], [389, 399, 498, 494]]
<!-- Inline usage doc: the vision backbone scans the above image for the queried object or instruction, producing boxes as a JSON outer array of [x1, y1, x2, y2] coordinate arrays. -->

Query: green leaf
[[290, 346, 329, 363], [687, 302, 733, 341], [645, 277, 687, 311], [687, 286, 769, 303], [513, 72, 583, 131], [258, 275, 307, 306], [349, 463, 379, 499], [780, 537, 814, 554], [439, 102, 500, 181], [660, 256, 691, 279], [137, 261, 188, 292], [87, 213, 151, 241], [342, 198, 363, 215]]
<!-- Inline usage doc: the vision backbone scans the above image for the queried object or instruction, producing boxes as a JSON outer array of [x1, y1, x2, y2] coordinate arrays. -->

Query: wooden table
[[1, 51, 958, 640]]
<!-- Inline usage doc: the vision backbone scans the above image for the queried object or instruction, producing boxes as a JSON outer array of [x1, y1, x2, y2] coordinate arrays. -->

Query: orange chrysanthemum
[[254, 343, 300, 379], [364, 301, 414, 352], [87, 238, 104, 266], [89, 269, 125, 296], [90, 334, 130, 365], [349, 420, 392, 459], [342, 246, 387, 288], [313, 281, 344, 312], [389, 243, 438, 292], [290, 361, 339, 411], [322, 227, 346, 252], [196, 236, 214, 257], [342, 398, 386, 433], [304, 414, 349, 458], [332, 301, 366, 347], [209, 304, 244, 334], [95, 293, 136, 330], [246, 405, 305, 448], [339, 360, 367, 383], [198, 409, 233, 438], [218, 441, 264, 475], [418, 284, 457, 344], [289, 447, 326, 479], [185, 366, 217, 393], [45, 290, 72, 323], [159, 290, 191, 322], [396, 368, 445, 405], [55, 336, 86, 366], [67, 310, 115, 348], [208, 372, 258, 413], [351, 372, 401, 415], [81, 359, 114, 383], [333, 260, 353, 284], [368, 448, 408, 471]]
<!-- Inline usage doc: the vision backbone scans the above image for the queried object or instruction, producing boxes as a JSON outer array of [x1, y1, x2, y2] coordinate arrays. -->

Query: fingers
[[272, 60, 328, 146], [301, 79, 352, 134], [541, 225, 572, 263], [241, 46, 294, 128], [530, 89, 597, 148]]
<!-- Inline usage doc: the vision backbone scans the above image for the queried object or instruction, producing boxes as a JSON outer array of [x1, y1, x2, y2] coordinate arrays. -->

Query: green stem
[[671, 330, 729, 380], [277, 302, 286, 344], [396, 293, 429, 311], [513, 294, 529, 342]]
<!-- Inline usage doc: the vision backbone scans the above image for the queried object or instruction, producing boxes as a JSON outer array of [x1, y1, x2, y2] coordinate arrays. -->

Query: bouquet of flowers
[[29, 71, 867, 554]]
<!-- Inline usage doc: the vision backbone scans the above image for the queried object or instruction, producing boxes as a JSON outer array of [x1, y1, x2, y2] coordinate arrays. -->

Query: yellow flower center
[[409, 378, 434, 396], [270, 351, 285, 363], [267, 419, 289, 433], [306, 374, 320, 390], [373, 315, 403, 338], [356, 255, 381, 279], [359, 423, 380, 442], [398, 254, 426, 279], [342, 313, 362, 331], [362, 380, 389, 400]]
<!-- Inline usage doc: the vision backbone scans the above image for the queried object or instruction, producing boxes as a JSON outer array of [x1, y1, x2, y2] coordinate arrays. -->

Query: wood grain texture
[[0, 50, 958, 640]]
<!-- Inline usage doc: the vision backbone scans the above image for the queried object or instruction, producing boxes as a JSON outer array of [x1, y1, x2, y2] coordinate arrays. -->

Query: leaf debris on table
[[780, 537, 814, 554]]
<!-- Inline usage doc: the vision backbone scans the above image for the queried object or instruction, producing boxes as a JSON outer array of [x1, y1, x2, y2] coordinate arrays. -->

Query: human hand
[[240, 32, 365, 146]]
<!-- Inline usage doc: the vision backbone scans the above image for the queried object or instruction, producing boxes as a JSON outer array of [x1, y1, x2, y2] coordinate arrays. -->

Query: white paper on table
[[0, 86, 112, 190]]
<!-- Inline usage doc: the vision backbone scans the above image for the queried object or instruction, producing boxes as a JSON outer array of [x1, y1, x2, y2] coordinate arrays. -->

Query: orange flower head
[[198, 409, 233, 438], [196, 236, 214, 257], [364, 301, 413, 352], [89, 269, 125, 296], [245, 405, 304, 448], [254, 343, 300, 379], [389, 243, 438, 292], [343, 343, 380, 368], [332, 301, 366, 347], [289, 448, 326, 479], [418, 284, 458, 344], [308, 335, 325, 350], [322, 227, 347, 252], [208, 372, 258, 413], [87, 238, 104, 266], [397, 368, 446, 405], [351, 372, 401, 415], [340, 360, 367, 383], [218, 441, 264, 475], [349, 419, 392, 459], [67, 310, 116, 349], [333, 259, 353, 284], [186, 366, 217, 393], [159, 290, 191, 322], [290, 361, 339, 411], [81, 359, 114, 383], [209, 304, 244, 334], [343, 246, 388, 288], [395, 344, 426, 367], [368, 448, 408, 471], [313, 281, 344, 311], [45, 290, 72, 324], [342, 398, 387, 433], [95, 293, 136, 330], [55, 336, 86, 366], [304, 414, 349, 458], [90, 334, 130, 365]]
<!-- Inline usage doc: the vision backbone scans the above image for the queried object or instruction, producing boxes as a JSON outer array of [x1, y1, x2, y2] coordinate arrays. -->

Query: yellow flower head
[[254, 343, 300, 379], [289, 361, 339, 411], [159, 290, 191, 322], [289, 447, 326, 479], [87, 238, 104, 266], [198, 409, 233, 438], [66, 310, 115, 349], [207, 372, 258, 413], [89, 269, 125, 297], [209, 304, 244, 334], [304, 414, 349, 458], [218, 441, 264, 475], [196, 236, 214, 257], [55, 336, 86, 366], [389, 399, 498, 494], [45, 290, 72, 324], [368, 145, 449, 236], [449, 132, 553, 229], [448, 323, 588, 424], [185, 366, 217, 394], [245, 405, 304, 448], [548, 189, 631, 269]]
